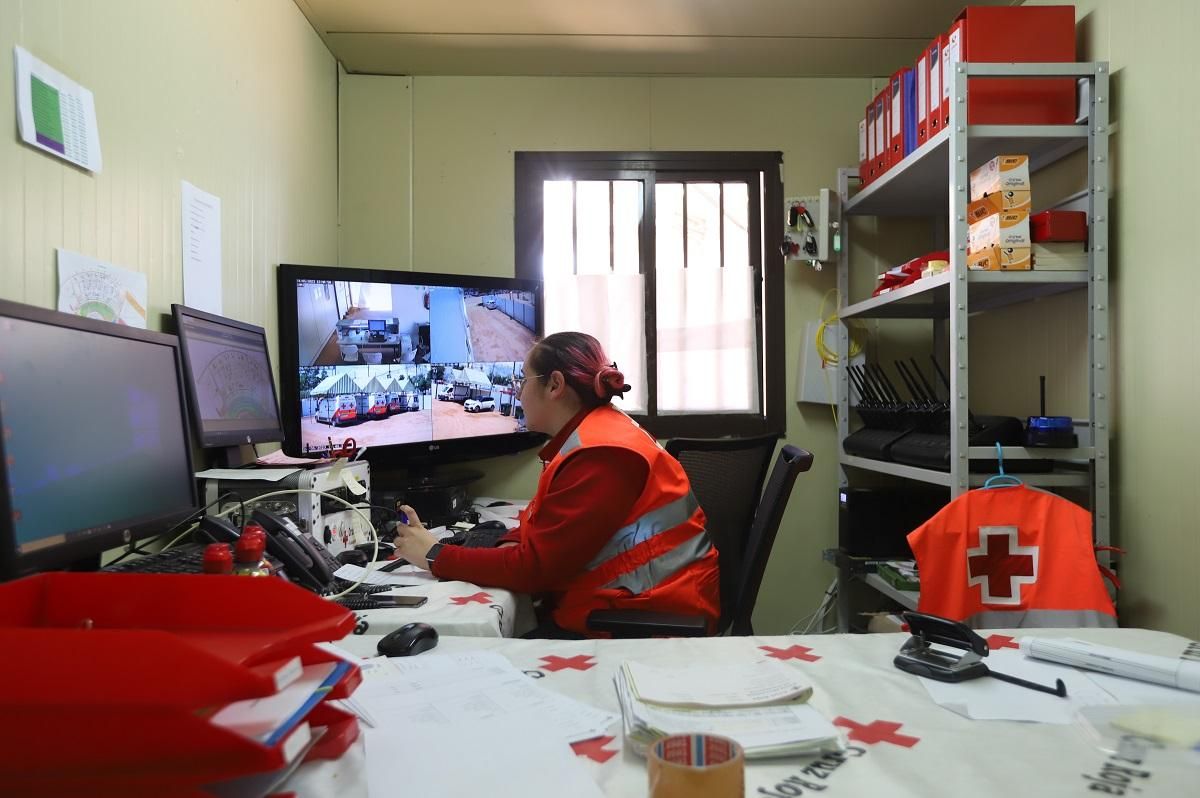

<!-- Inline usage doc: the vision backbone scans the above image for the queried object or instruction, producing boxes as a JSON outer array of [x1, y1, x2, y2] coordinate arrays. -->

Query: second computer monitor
[[172, 304, 284, 456]]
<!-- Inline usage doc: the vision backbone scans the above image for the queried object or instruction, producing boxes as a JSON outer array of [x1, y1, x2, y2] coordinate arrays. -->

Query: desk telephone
[[199, 508, 340, 593]]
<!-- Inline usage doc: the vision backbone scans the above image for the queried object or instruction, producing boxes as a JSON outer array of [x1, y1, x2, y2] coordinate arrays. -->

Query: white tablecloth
[[287, 627, 1198, 797], [343, 580, 536, 639]]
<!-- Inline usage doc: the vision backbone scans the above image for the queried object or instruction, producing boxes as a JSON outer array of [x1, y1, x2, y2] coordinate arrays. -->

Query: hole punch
[[894, 611, 1067, 698]]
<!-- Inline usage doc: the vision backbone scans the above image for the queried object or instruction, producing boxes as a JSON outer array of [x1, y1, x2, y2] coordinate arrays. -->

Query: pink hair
[[528, 332, 630, 408]]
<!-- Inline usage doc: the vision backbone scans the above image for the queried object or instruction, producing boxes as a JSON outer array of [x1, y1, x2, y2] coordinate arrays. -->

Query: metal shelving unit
[[831, 62, 1111, 632]]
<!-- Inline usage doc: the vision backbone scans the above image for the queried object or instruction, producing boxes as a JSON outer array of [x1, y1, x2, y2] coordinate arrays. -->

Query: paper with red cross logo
[[449, 591, 493, 605], [760, 644, 821, 662], [539, 654, 597, 672], [834, 716, 921, 748], [967, 525, 1038, 606]]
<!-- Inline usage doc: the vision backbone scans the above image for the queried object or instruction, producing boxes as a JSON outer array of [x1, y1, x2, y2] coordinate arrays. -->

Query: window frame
[[515, 151, 785, 439]]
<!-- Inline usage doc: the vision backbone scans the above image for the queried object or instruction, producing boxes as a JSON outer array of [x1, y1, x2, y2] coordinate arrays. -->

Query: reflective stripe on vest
[[582, 492, 711, 594], [966, 608, 1117, 630]]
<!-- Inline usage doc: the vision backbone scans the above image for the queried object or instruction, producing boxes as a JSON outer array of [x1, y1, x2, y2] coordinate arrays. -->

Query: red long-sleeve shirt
[[430, 409, 649, 594]]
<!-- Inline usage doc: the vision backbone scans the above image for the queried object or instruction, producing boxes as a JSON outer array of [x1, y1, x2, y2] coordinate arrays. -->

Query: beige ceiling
[[293, 0, 1018, 78]]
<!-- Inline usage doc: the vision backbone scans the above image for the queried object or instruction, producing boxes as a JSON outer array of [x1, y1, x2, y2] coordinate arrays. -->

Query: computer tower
[[838, 486, 948, 558]]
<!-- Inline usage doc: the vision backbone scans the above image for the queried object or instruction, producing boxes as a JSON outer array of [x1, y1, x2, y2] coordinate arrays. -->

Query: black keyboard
[[104, 544, 208, 574], [331, 595, 398, 611], [329, 582, 395, 596]]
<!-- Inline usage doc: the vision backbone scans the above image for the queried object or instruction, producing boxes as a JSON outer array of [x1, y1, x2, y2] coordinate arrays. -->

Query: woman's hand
[[391, 504, 439, 571]]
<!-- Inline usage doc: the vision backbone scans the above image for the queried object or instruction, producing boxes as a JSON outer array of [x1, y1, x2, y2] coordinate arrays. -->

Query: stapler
[[894, 611, 1068, 697]]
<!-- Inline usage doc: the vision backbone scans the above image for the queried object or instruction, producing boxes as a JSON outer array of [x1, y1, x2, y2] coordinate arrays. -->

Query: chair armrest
[[586, 609, 709, 638]]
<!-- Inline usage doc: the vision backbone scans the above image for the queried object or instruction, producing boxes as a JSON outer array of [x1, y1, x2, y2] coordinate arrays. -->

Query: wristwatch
[[425, 542, 445, 569]]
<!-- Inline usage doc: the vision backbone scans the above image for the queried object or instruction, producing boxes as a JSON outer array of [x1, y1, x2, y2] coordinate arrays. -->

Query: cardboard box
[[967, 190, 1032, 223], [970, 155, 1031, 201], [969, 245, 1032, 271], [968, 210, 1031, 253]]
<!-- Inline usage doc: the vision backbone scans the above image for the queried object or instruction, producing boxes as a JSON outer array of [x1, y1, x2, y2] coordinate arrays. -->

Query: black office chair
[[587, 441, 814, 638]]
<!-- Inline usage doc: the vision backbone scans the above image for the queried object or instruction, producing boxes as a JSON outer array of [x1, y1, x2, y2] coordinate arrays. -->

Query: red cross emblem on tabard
[[966, 526, 1038, 606]]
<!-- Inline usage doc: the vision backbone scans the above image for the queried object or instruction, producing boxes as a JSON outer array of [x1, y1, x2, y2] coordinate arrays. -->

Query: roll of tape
[[647, 734, 744, 798]]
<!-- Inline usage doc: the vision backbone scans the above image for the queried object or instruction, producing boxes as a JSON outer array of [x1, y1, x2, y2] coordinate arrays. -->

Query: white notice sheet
[[182, 180, 222, 314]]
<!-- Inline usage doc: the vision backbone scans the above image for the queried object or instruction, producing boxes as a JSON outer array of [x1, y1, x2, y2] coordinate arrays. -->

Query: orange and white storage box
[[969, 154, 1031, 201], [968, 211, 1031, 271], [966, 190, 1031, 223]]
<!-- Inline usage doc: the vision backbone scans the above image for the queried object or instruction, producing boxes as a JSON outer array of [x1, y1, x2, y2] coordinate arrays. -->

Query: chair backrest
[[728, 445, 813, 635], [338, 344, 359, 362], [362, 351, 383, 365], [665, 434, 779, 633]]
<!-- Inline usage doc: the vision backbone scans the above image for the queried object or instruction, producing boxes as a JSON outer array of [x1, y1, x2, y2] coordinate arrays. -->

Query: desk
[[288, 628, 1196, 797], [347, 578, 535, 639]]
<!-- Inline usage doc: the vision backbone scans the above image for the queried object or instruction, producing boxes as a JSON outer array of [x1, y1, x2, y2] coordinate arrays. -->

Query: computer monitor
[[0, 299, 199, 580], [276, 264, 544, 480], [368, 318, 386, 333], [172, 304, 284, 466]]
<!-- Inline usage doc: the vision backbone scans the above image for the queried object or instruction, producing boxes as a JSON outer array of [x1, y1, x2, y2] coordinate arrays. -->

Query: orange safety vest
[[531, 406, 721, 635], [908, 484, 1115, 628]]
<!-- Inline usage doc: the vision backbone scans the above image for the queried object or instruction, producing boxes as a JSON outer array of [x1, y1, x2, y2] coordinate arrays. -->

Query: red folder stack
[[856, 6, 1078, 186], [0, 573, 361, 797]]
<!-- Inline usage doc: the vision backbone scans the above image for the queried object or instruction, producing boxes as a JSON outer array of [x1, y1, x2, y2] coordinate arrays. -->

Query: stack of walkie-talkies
[[844, 356, 1050, 473]]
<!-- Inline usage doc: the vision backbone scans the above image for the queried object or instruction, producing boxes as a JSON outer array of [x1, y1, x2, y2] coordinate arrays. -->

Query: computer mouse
[[356, 540, 396, 561], [377, 622, 439, 658], [486, 500, 512, 508], [472, 520, 507, 532]]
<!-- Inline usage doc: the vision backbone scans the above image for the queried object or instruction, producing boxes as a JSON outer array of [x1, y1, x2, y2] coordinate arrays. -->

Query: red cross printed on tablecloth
[[987, 634, 1020, 650], [570, 736, 618, 763], [833, 717, 920, 748], [449, 591, 493, 605], [967, 526, 1038, 606], [759, 644, 821, 662], [539, 654, 597, 672]]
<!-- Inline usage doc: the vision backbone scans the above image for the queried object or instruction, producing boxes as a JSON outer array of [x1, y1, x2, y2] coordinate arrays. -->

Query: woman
[[391, 332, 720, 638]]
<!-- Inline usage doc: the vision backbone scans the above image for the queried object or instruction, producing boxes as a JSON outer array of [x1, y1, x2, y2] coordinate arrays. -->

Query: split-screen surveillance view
[[291, 279, 537, 452]]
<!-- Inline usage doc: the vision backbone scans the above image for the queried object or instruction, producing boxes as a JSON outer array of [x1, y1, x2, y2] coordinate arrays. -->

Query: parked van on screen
[[316, 395, 356, 427]]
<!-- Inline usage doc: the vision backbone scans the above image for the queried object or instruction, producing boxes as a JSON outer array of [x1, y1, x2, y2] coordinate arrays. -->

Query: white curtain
[[543, 273, 648, 413], [655, 265, 759, 414]]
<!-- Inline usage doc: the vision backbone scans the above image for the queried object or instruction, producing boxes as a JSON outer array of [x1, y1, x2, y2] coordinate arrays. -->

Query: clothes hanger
[[982, 441, 1023, 489]]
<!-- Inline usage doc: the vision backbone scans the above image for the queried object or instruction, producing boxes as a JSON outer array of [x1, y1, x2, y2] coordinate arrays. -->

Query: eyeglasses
[[515, 373, 545, 394]]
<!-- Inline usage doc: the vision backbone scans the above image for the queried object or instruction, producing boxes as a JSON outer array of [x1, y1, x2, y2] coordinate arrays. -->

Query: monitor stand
[[372, 465, 484, 528], [210, 444, 257, 469]]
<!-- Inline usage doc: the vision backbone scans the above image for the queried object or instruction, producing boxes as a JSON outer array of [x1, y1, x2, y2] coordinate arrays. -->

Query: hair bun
[[593, 364, 631, 400]]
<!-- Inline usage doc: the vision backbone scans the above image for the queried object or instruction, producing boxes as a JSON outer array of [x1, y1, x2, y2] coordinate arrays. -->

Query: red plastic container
[[0, 573, 361, 796], [951, 6, 1078, 125], [1031, 210, 1088, 242]]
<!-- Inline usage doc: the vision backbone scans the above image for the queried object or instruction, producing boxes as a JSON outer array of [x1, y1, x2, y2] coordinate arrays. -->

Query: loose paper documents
[[614, 660, 841, 758]]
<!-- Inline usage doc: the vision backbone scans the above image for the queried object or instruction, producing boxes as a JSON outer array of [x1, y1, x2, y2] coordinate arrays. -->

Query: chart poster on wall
[[56, 249, 148, 328], [13, 46, 102, 172]]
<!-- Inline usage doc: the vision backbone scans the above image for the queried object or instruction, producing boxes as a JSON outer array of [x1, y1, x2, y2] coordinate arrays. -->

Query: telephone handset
[[198, 509, 339, 593], [250, 508, 339, 592]]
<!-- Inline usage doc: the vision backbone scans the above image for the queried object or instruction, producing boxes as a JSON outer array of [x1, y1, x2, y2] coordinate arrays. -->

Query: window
[[515, 152, 784, 438]]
